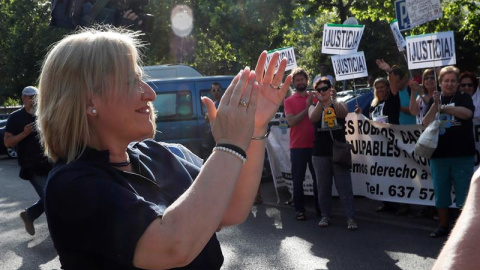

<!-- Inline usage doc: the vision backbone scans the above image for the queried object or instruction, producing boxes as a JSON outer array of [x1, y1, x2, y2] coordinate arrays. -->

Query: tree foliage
[[0, 0, 479, 103]]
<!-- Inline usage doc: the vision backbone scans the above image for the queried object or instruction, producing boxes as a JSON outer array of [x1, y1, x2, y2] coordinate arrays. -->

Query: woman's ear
[[86, 94, 98, 117]]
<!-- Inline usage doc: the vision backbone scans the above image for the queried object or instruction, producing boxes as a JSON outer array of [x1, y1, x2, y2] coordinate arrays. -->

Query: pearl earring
[[92, 109, 97, 114]]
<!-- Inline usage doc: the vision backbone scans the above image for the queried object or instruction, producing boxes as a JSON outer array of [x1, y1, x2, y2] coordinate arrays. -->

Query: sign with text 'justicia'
[[406, 31, 456, 70], [331, 51, 368, 81], [321, 24, 365, 55], [265, 47, 297, 72], [390, 19, 406, 52]]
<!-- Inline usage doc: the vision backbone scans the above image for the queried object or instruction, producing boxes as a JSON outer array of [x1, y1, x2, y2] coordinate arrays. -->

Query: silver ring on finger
[[239, 99, 249, 107], [270, 83, 282, 90]]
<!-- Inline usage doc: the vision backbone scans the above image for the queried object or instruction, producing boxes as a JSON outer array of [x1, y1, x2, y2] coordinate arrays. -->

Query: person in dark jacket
[[36, 27, 291, 269], [4, 86, 52, 236]]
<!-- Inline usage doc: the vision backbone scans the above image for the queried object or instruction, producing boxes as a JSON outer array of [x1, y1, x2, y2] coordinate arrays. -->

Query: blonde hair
[[438, 66, 459, 84], [37, 27, 145, 163], [371, 78, 390, 107]]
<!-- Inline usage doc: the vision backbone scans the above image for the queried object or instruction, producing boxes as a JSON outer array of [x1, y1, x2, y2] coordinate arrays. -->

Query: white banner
[[322, 24, 365, 55], [266, 113, 480, 207], [406, 31, 456, 70], [331, 52, 368, 81], [405, 0, 442, 29], [265, 47, 297, 73], [390, 19, 406, 52]]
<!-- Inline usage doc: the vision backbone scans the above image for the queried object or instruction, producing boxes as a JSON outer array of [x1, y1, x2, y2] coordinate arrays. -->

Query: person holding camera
[[4, 86, 52, 236]]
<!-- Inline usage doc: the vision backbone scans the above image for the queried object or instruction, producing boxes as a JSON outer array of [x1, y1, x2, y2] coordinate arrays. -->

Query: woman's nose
[[141, 81, 156, 101]]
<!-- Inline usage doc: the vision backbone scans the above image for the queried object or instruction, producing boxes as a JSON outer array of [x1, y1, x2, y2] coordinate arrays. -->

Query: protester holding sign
[[355, 77, 400, 125], [308, 77, 357, 230], [376, 60, 416, 125], [422, 66, 475, 238], [458, 72, 480, 118], [409, 69, 436, 124]]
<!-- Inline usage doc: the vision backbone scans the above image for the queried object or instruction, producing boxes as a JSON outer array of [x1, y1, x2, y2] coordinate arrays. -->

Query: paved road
[[0, 155, 445, 269]]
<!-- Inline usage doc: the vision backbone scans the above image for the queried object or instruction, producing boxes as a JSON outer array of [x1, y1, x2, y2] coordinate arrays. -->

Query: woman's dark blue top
[[45, 139, 223, 270]]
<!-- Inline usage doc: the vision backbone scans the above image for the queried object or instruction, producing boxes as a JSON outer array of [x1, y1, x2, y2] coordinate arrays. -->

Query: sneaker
[[20, 211, 35, 236], [347, 219, 358, 230], [295, 212, 306, 221], [318, 217, 329, 227], [430, 226, 449, 238]]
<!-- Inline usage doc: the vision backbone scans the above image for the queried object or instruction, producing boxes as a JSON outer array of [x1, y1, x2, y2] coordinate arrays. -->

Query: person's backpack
[[50, 0, 113, 29]]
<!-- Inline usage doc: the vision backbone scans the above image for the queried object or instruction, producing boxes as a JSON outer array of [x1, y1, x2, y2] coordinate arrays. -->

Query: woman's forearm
[[442, 106, 473, 120], [135, 149, 244, 269], [221, 134, 266, 225]]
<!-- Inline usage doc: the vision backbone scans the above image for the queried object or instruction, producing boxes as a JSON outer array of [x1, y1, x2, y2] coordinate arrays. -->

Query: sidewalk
[[258, 179, 440, 232]]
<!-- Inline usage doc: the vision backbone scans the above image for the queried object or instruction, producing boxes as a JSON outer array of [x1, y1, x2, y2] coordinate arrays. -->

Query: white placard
[[331, 51, 368, 81], [268, 114, 480, 207], [322, 24, 365, 55], [405, 0, 443, 28], [406, 31, 456, 70], [390, 19, 406, 52], [265, 47, 297, 72]]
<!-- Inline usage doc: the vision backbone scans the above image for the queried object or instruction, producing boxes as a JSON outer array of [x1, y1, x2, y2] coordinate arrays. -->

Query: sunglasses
[[424, 76, 435, 81], [211, 89, 221, 92], [316, 86, 330, 92], [460, 83, 474, 88]]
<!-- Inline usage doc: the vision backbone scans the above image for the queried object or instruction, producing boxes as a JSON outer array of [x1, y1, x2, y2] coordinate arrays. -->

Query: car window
[[153, 90, 193, 118]]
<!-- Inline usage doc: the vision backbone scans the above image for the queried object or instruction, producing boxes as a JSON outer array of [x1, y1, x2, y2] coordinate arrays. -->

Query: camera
[[115, 0, 154, 33]]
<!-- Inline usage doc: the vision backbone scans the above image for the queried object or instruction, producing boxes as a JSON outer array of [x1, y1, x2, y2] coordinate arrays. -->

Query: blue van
[[147, 76, 234, 159]]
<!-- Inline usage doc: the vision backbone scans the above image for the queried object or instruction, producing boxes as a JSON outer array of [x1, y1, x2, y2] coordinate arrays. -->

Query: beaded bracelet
[[214, 144, 247, 164]]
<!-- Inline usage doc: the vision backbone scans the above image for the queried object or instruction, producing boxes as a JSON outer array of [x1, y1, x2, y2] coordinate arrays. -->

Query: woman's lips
[[135, 106, 150, 114]]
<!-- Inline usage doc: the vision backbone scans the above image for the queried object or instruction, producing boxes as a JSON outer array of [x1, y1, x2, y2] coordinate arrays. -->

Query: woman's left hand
[[252, 51, 292, 131]]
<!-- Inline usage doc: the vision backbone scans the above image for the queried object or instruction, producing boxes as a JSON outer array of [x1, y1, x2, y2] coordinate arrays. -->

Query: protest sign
[[395, 0, 411, 31], [406, 31, 456, 70], [266, 113, 471, 207], [405, 0, 442, 28], [390, 19, 406, 52], [331, 51, 368, 81], [322, 24, 365, 55], [265, 47, 297, 72]]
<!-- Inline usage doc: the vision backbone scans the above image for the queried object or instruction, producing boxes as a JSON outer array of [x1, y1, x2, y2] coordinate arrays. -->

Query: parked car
[[142, 64, 203, 80], [147, 75, 235, 159], [0, 118, 18, 158], [337, 87, 374, 114]]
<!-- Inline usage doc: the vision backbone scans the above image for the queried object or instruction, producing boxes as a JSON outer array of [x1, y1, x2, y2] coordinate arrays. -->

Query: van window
[[154, 90, 193, 118], [200, 89, 225, 115]]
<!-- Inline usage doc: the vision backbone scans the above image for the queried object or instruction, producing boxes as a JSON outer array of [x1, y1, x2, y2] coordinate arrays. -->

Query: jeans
[[312, 155, 355, 220], [25, 174, 47, 221], [290, 148, 320, 213]]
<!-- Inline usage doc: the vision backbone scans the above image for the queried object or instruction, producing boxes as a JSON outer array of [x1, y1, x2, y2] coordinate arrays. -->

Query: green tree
[[0, 0, 478, 101]]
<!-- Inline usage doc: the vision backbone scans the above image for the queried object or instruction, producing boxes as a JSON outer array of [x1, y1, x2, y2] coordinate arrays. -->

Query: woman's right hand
[[408, 79, 423, 96], [202, 69, 258, 152]]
